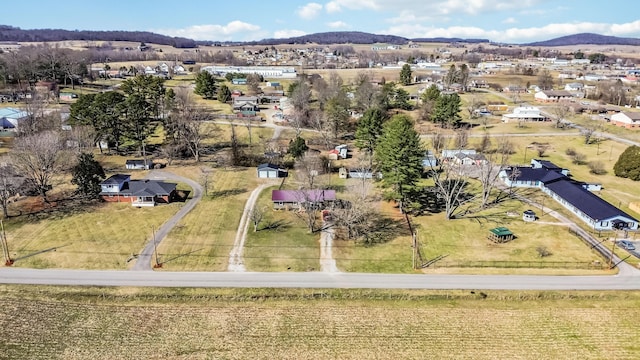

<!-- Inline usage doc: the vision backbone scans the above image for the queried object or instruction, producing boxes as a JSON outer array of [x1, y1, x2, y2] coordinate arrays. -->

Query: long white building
[[201, 66, 297, 79]]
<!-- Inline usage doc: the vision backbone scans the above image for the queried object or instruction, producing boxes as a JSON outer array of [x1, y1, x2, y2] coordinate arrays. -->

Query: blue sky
[[5, 0, 640, 44]]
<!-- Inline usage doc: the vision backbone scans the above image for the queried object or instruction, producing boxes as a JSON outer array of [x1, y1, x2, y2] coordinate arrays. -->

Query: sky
[[5, 0, 640, 44]]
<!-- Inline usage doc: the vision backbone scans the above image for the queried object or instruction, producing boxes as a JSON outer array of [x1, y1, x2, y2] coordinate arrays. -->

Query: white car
[[618, 240, 636, 251]]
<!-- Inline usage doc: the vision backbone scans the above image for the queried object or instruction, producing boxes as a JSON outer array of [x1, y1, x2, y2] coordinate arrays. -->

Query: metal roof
[[545, 179, 638, 222], [490, 227, 513, 236], [272, 189, 336, 202]]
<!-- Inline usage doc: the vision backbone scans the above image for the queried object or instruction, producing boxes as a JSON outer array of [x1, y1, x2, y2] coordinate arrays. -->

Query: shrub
[[572, 152, 587, 165], [536, 246, 552, 258], [565, 147, 576, 156], [588, 161, 607, 175]]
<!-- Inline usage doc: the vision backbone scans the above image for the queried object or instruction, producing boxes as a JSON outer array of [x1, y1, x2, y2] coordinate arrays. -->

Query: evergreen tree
[[374, 114, 425, 212], [355, 108, 386, 156], [399, 64, 412, 86], [217, 84, 232, 103], [288, 136, 308, 159], [614, 145, 640, 181], [194, 71, 218, 99], [431, 93, 462, 127], [71, 153, 106, 199]]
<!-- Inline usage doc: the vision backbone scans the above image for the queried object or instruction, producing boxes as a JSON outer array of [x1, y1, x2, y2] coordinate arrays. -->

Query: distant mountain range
[[1, 25, 638, 48], [0, 25, 199, 48], [524, 33, 640, 46]]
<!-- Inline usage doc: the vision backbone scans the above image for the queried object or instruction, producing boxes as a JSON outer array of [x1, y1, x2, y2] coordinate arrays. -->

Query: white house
[[610, 112, 640, 129], [534, 90, 573, 102], [201, 66, 297, 79], [501, 106, 546, 123], [564, 82, 584, 91]]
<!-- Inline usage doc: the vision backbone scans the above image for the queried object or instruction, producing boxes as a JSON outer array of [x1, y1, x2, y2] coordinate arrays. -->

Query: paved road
[[130, 170, 203, 271], [1, 268, 639, 290]]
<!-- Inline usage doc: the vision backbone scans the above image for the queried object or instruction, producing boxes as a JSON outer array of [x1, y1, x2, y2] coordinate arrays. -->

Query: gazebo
[[523, 210, 536, 222], [488, 227, 515, 243]]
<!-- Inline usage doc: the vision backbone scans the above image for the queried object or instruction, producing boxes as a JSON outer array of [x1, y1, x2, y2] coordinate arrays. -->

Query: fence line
[[428, 260, 605, 270]]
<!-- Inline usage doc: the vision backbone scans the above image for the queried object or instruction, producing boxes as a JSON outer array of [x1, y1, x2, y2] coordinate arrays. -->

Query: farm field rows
[[1, 286, 639, 359]]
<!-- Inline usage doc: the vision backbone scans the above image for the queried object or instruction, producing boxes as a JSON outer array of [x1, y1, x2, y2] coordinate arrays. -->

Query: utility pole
[[608, 238, 616, 269], [152, 225, 161, 268], [1, 220, 13, 266]]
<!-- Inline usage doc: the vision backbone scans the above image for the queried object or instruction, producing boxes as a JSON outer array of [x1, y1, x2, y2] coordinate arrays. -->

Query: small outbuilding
[[126, 159, 153, 170], [257, 163, 288, 178], [523, 210, 537, 222], [488, 227, 514, 243]]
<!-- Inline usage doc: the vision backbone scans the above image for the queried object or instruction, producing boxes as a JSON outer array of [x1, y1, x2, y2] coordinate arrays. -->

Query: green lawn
[[4, 201, 183, 269], [244, 185, 320, 272], [156, 167, 260, 271]]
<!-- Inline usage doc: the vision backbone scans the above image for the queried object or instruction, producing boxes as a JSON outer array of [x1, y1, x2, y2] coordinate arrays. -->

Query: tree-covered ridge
[[0, 25, 198, 48]]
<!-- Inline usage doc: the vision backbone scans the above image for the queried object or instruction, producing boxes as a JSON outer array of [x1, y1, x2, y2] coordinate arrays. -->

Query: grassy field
[[4, 200, 183, 269], [1, 285, 639, 359], [244, 186, 320, 272], [154, 166, 261, 271]]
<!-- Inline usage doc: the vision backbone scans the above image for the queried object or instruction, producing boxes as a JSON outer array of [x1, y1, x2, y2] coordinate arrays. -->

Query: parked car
[[617, 240, 636, 251]]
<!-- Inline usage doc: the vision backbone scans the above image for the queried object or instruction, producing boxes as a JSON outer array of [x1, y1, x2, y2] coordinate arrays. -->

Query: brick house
[[100, 174, 177, 207]]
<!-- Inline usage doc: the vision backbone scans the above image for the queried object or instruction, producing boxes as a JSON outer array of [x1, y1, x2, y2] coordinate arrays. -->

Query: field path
[[320, 220, 339, 273], [228, 183, 271, 272], [131, 170, 203, 271]]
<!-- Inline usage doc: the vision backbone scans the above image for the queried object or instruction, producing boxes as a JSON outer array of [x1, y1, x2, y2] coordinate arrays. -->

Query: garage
[[257, 163, 288, 178]]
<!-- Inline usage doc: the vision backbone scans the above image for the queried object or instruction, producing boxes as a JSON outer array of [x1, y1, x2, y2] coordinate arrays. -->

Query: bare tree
[[535, 143, 550, 157], [430, 161, 473, 220], [0, 163, 23, 218], [200, 166, 213, 196], [11, 131, 65, 203], [331, 188, 375, 240], [166, 87, 216, 162], [293, 154, 327, 232], [294, 153, 325, 190], [454, 129, 469, 149], [477, 137, 511, 208], [309, 110, 334, 150], [552, 102, 571, 128], [431, 131, 446, 154], [581, 123, 600, 145], [250, 205, 266, 232]]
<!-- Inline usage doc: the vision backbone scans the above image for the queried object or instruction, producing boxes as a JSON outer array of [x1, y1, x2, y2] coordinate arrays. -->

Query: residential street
[[1, 267, 638, 290]]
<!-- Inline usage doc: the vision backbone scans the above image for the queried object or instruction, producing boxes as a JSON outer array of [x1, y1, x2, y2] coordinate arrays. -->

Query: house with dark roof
[[271, 189, 336, 210], [100, 174, 177, 207], [499, 159, 638, 231]]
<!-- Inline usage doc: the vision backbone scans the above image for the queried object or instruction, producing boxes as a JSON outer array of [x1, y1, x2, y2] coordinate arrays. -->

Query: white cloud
[[323, 0, 380, 11], [329, 0, 541, 16], [379, 20, 640, 43], [327, 21, 349, 29], [297, 3, 323, 19], [155, 21, 261, 41], [273, 29, 307, 39], [325, 1, 342, 13], [503, 17, 517, 24], [610, 20, 640, 36]]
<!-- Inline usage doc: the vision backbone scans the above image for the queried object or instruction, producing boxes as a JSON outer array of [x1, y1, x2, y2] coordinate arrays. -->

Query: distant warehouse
[[201, 66, 297, 79]]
